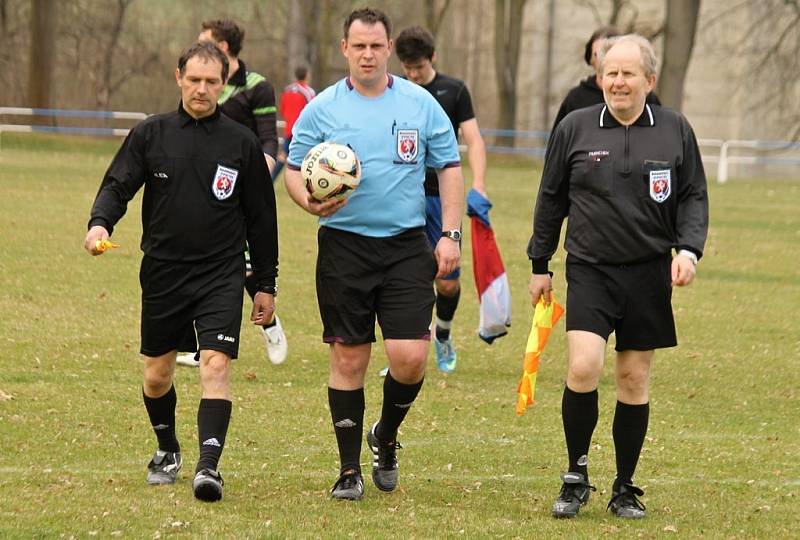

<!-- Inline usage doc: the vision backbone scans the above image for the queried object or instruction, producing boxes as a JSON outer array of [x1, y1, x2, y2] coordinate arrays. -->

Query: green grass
[[0, 132, 798, 538]]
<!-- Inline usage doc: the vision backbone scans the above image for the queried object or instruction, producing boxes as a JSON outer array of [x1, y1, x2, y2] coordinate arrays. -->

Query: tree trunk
[[311, 0, 337, 88], [27, 0, 57, 108], [425, 0, 453, 38], [494, 0, 527, 145], [287, 0, 306, 84], [97, 0, 131, 111], [657, 0, 701, 111]]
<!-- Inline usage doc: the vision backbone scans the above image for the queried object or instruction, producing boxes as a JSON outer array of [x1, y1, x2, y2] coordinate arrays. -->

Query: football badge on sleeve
[[212, 164, 239, 200], [396, 129, 419, 163], [649, 169, 671, 203]]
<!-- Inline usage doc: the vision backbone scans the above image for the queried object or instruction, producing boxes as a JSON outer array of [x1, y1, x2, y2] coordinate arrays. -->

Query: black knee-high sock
[[244, 273, 276, 328], [376, 373, 423, 442], [612, 401, 649, 489], [435, 288, 460, 341], [196, 399, 232, 473], [562, 386, 599, 478], [329, 388, 365, 474], [143, 385, 180, 453]]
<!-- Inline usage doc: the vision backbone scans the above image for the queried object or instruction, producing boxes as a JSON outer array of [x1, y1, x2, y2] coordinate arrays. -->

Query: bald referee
[[528, 34, 708, 519], [84, 42, 278, 503]]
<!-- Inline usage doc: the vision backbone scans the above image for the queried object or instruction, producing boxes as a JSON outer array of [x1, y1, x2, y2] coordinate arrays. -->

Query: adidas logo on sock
[[202, 437, 221, 447], [153, 424, 169, 430], [334, 419, 357, 428], [394, 402, 413, 409]]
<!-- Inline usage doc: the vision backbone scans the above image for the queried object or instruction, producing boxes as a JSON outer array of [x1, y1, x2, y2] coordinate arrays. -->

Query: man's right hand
[[528, 273, 553, 306], [306, 195, 347, 217], [84, 225, 110, 256]]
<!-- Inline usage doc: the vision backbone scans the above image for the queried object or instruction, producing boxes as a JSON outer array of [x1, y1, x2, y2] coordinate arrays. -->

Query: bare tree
[[703, 0, 800, 139], [494, 0, 527, 143], [424, 0, 452, 38], [575, 0, 663, 37], [27, 0, 57, 108], [657, 0, 700, 111]]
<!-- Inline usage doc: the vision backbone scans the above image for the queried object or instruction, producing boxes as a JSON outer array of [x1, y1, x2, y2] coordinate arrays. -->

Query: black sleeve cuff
[[531, 258, 550, 274], [88, 217, 112, 234]]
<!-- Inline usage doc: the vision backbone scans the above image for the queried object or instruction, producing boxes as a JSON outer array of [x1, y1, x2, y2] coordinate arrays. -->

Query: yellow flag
[[95, 239, 120, 253], [516, 295, 564, 416]]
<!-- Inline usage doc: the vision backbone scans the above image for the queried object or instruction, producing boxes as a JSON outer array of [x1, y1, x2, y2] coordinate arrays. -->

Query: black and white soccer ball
[[301, 142, 361, 201]]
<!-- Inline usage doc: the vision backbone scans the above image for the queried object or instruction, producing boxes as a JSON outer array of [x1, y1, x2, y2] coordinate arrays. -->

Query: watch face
[[443, 230, 461, 241]]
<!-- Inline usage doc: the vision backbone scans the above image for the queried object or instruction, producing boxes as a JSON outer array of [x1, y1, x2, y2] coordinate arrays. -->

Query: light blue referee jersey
[[287, 75, 460, 237]]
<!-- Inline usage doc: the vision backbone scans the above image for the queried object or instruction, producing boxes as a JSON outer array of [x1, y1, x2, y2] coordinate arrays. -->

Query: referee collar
[[178, 101, 221, 131], [345, 74, 395, 90], [599, 104, 655, 128]]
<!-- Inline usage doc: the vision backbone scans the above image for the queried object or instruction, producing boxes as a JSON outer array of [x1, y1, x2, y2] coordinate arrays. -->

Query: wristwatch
[[677, 249, 698, 266], [258, 284, 278, 296], [441, 229, 462, 242]]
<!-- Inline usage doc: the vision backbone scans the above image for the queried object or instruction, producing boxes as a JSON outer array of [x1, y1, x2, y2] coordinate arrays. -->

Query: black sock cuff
[[615, 401, 649, 411], [564, 385, 598, 402], [143, 384, 176, 404], [199, 398, 232, 413], [436, 287, 461, 321], [384, 372, 424, 394], [328, 387, 365, 410]]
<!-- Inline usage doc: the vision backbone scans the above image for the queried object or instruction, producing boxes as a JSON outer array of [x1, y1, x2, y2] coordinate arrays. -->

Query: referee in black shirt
[[528, 34, 708, 520], [84, 42, 278, 503]]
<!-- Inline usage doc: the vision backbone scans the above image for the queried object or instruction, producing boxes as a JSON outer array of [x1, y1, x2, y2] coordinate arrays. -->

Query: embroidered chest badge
[[212, 164, 239, 200], [396, 129, 419, 163], [649, 169, 671, 203]]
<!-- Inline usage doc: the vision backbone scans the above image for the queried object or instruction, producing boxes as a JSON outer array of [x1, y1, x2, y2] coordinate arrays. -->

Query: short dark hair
[[294, 65, 309, 81], [584, 26, 619, 65], [201, 19, 245, 57], [395, 26, 435, 62], [178, 41, 229, 82], [343, 7, 392, 40]]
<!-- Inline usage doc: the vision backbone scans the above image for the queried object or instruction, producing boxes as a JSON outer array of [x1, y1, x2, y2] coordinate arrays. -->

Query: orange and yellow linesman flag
[[516, 295, 564, 416], [95, 239, 120, 253]]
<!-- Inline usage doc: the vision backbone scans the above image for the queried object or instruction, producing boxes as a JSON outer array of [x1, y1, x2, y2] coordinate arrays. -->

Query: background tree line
[[3, 0, 799, 141]]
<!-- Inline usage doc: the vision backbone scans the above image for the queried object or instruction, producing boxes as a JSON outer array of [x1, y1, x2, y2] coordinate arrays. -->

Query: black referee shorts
[[316, 226, 437, 344], [139, 254, 245, 358], [565, 254, 677, 351]]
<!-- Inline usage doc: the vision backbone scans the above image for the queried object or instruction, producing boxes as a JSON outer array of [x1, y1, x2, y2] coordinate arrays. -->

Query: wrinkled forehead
[[603, 42, 644, 72], [346, 20, 390, 43], [183, 55, 224, 78]]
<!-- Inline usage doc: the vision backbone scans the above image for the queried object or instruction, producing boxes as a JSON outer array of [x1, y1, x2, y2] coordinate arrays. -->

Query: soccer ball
[[301, 142, 361, 201]]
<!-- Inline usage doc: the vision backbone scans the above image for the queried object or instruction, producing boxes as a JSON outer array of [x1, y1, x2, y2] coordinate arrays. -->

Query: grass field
[[0, 132, 798, 538]]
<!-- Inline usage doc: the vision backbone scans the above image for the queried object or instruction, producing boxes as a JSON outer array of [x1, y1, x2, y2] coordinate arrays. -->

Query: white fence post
[[717, 140, 730, 184]]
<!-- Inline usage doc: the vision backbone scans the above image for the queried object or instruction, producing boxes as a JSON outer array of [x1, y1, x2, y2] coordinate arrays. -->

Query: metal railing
[[2, 107, 798, 182]]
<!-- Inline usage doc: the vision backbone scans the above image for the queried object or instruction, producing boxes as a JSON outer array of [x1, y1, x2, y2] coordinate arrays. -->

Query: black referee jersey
[[89, 103, 279, 288], [420, 72, 475, 195], [529, 103, 708, 273]]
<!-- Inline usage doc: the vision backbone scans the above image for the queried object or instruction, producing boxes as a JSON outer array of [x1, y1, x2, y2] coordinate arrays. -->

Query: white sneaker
[[263, 316, 287, 364], [176, 352, 199, 367]]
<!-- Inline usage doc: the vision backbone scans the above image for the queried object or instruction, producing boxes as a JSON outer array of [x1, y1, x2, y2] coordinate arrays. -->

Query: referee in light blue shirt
[[285, 7, 463, 502]]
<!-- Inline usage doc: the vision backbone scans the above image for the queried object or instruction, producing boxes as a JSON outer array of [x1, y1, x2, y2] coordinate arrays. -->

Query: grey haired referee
[[527, 34, 708, 520]]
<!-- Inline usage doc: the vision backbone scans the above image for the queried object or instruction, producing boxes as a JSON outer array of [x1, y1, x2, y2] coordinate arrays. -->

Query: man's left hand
[[251, 291, 276, 325], [434, 238, 460, 278], [671, 254, 697, 287]]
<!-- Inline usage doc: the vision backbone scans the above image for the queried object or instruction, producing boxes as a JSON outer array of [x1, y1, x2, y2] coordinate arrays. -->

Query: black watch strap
[[258, 284, 277, 296]]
